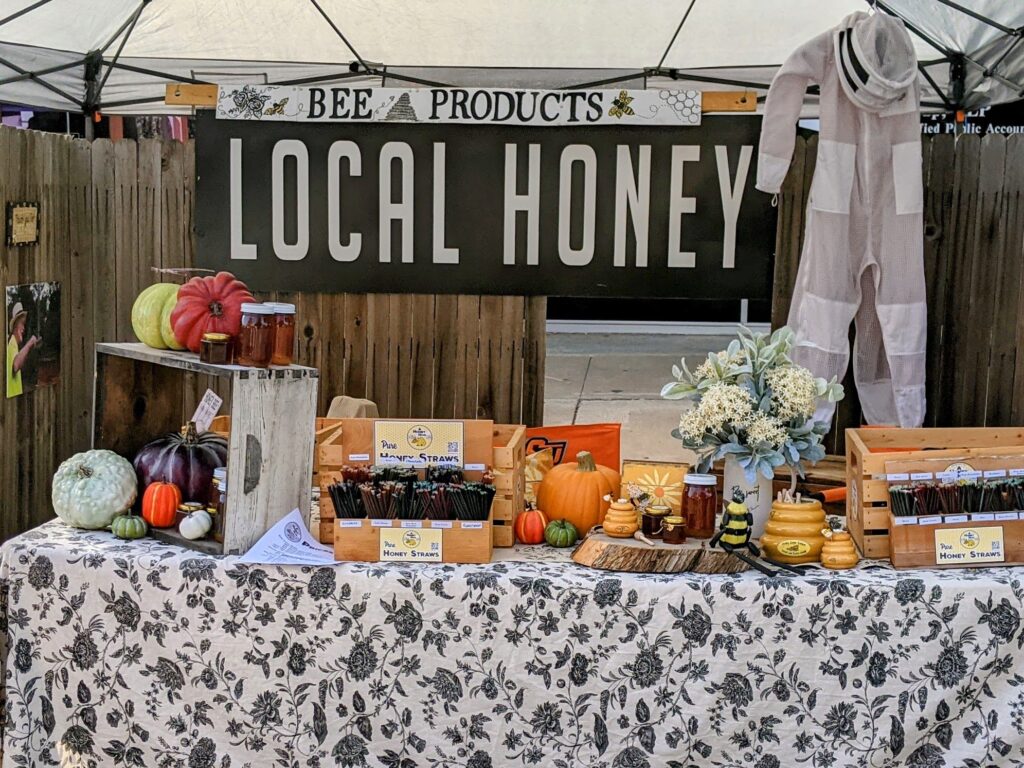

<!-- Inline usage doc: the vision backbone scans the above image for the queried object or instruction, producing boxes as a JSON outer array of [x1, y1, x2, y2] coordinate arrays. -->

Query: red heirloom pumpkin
[[170, 271, 254, 352], [514, 507, 549, 545], [141, 481, 182, 528], [133, 422, 228, 502]]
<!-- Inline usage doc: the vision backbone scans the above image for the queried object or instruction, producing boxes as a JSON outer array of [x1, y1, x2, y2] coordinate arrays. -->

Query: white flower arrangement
[[661, 326, 844, 483]]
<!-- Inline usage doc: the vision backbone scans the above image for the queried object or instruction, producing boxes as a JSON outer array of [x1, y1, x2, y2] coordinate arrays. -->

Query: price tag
[[379, 527, 442, 561], [190, 389, 223, 433]]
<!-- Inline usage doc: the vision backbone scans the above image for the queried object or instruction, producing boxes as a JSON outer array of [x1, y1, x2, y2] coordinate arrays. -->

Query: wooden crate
[[317, 420, 525, 547], [334, 514, 493, 564], [212, 415, 342, 491], [846, 427, 1024, 559], [93, 343, 318, 555], [888, 513, 1024, 569]]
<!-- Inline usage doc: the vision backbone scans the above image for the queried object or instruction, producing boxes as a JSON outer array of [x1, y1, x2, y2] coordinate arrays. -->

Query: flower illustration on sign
[[225, 85, 272, 119]]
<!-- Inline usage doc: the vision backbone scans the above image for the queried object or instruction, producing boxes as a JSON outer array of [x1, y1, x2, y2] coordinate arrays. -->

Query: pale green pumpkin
[[52, 449, 138, 530]]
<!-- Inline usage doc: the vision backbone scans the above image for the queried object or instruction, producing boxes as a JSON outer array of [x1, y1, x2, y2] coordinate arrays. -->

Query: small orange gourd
[[141, 481, 182, 529], [536, 451, 620, 536], [514, 507, 549, 545]]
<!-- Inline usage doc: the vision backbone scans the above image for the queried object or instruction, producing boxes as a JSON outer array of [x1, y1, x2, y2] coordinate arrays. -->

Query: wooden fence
[[0, 128, 545, 542], [4, 127, 1024, 541], [773, 132, 1024, 453]]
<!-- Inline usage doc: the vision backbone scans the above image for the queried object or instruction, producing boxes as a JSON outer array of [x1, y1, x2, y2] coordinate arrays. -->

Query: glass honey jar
[[236, 303, 274, 368], [265, 302, 296, 366], [683, 474, 718, 538]]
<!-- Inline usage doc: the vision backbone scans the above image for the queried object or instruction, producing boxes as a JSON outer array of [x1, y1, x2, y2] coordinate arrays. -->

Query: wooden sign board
[[6, 201, 39, 246]]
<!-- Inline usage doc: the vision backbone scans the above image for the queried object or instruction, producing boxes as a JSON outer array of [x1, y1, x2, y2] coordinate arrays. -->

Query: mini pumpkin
[[544, 519, 579, 548], [179, 509, 213, 540], [536, 451, 620, 536], [111, 512, 148, 540], [141, 481, 182, 529], [514, 507, 549, 545]]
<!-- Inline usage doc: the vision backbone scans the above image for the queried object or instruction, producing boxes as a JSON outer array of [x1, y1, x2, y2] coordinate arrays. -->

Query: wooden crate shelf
[[846, 427, 1024, 559], [93, 342, 318, 555], [316, 419, 525, 547]]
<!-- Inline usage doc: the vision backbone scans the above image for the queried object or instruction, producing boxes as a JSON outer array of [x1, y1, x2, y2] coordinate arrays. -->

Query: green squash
[[111, 512, 148, 540], [544, 519, 579, 548]]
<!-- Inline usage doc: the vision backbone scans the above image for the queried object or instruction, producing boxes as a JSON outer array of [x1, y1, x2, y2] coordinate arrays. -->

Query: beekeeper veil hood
[[834, 11, 916, 111]]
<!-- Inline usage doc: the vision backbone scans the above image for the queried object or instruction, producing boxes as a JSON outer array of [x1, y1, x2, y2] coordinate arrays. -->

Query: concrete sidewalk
[[544, 333, 733, 465]]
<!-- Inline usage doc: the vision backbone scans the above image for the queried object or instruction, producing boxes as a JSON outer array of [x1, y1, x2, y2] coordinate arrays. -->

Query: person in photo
[[7, 301, 40, 398]]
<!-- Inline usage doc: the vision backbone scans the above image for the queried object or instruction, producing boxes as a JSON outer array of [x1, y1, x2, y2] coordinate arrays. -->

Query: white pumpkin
[[179, 509, 213, 540], [52, 449, 138, 530]]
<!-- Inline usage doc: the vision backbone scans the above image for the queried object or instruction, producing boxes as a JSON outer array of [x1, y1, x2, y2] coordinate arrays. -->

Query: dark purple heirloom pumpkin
[[133, 422, 227, 501]]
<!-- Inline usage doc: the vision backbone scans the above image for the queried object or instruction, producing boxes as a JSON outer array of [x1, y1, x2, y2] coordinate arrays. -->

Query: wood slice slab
[[572, 533, 751, 574]]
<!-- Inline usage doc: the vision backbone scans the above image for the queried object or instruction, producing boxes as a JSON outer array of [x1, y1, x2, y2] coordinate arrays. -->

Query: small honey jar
[[642, 504, 671, 539], [663, 515, 687, 545]]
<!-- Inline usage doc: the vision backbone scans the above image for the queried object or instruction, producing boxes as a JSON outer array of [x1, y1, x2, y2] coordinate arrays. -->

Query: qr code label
[[447, 441, 459, 452]]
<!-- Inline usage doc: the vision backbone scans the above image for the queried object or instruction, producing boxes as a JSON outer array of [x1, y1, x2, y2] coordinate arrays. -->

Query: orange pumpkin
[[536, 451, 620, 536], [141, 481, 182, 529], [514, 507, 549, 545]]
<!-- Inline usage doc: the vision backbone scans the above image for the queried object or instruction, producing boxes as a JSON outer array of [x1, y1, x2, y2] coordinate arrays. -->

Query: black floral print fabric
[[3, 521, 1024, 767]]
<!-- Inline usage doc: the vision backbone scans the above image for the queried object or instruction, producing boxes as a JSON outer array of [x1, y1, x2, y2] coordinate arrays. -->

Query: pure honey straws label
[[934, 527, 1005, 565]]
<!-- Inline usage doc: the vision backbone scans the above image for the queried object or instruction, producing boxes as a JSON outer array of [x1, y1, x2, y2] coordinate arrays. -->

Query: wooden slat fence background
[[4, 127, 1023, 541], [772, 132, 1024, 453], [0, 128, 545, 542]]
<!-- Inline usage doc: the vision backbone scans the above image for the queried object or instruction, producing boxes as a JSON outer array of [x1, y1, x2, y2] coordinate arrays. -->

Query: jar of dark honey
[[265, 302, 296, 366], [237, 303, 274, 368], [663, 516, 687, 544], [199, 332, 233, 365], [683, 474, 718, 538], [642, 504, 671, 539]]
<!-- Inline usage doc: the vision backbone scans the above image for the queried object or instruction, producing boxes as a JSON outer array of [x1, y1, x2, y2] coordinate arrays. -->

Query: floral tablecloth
[[3, 521, 1024, 768]]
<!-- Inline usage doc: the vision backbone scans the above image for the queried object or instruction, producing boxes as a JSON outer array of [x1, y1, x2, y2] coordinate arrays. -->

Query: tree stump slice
[[571, 532, 751, 574]]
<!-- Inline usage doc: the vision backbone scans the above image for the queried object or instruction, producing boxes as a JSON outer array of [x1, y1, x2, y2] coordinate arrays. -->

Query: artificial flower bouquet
[[661, 326, 844, 483]]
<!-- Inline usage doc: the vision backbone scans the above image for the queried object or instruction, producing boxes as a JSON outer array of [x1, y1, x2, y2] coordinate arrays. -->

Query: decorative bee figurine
[[710, 490, 801, 576]]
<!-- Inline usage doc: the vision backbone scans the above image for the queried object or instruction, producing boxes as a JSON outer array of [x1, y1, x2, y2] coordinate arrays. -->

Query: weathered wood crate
[[846, 427, 1024, 559], [93, 343, 318, 555], [317, 419, 525, 547], [212, 415, 342, 491]]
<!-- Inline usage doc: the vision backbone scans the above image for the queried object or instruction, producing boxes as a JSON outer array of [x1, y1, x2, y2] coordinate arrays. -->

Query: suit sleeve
[[756, 32, 830, 194]]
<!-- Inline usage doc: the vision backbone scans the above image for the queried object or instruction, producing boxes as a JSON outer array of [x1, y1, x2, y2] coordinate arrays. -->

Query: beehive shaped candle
[[602, 498, 640, 538], [760, 499, 827, 564], [820, 530, 860, 570]]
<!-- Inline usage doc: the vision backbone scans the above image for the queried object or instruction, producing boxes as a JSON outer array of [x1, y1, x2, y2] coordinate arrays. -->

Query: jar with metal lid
[[210, 467, 227, 543], [265, 302, 296, 366], [662, 515, 687, 545], [199, 332, 233, 365], [642, 504, 671, 539], [683, 474, 718, 538], [237, 303, 274, 367]]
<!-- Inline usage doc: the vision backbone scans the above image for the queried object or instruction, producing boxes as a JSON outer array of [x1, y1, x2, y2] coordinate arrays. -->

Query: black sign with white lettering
[[195, 111, 774, 298]]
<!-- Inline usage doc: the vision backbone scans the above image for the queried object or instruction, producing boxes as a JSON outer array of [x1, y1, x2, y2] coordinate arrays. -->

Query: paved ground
[[544, 333, 734, 464]]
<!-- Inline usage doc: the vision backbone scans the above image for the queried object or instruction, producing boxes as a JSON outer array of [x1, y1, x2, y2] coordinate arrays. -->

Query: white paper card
[[943, 514, 969, 524], [431, 520, 453, 529], [1010, 469, 1024, 477], [892, 516, 919, 526], [910, 472, 933, 481], [465, 463, 487, 471], [371, 519, 392, 527], [238, 509, 335, 564], [971, 513, 995, 521], [462, 521, 485, 529], [984, 470, 1008, 478], [349, 454, 371, 462], [191, 389, 223, 433], [400, 520, 423, 528], [918, 515, 943, 525], [886, 473, 911, 481], [996, 512, 1020, 521], [338, 520, 363, 528]]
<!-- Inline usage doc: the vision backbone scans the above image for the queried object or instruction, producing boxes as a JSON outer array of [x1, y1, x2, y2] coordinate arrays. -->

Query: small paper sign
[[431, 520, 453, 529], [934, 526, 1004, 565], [380, 527, 442, 562], [918, 515, 943, 525], [373, 420, 465, 467], [349, 453, 370, 462], [892, 516, 919, 526], [996, 512, 1020, 521], [910, 472, 934, 481], [886, 473, 910, 481], [339, 519, 362, 528], [191, 389, 223, 433]]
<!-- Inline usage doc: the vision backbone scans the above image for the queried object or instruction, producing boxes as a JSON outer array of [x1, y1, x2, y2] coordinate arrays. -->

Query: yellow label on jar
[[778, 539, 811, 556]]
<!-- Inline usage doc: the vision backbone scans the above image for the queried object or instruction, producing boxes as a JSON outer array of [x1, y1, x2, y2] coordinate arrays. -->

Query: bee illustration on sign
[[960, 529, 980, 549], [407, 425, 433, 450], [264, 98, 289, 116], [608, 90, 635, 119], [402, 530, 421, 548]]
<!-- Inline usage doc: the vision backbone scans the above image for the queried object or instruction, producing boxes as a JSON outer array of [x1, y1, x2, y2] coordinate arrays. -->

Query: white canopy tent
[[0, 0, 1020, 114]]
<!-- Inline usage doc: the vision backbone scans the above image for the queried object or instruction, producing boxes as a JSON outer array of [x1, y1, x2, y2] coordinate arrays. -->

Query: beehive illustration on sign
[[385, 93, 418, 122]]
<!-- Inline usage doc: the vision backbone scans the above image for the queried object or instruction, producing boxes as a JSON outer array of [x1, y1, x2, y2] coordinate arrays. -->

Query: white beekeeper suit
[[757, 11, 926, 428]]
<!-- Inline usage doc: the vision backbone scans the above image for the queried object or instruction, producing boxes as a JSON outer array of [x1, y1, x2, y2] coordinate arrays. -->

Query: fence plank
[[113, 139, 139, 341]]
